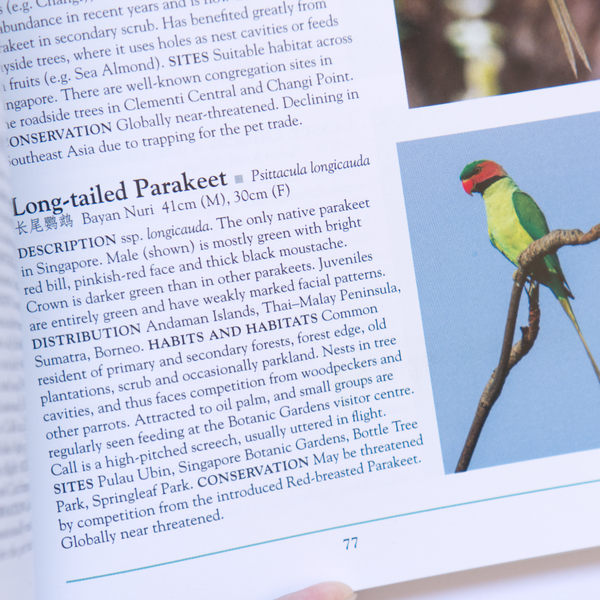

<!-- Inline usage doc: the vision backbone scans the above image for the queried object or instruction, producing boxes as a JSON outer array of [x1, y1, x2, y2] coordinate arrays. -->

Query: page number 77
[[343, 537, 358, 550]]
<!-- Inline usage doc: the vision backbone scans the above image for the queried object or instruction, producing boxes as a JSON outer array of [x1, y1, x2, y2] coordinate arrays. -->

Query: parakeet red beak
[[462, 179, 474, 195]]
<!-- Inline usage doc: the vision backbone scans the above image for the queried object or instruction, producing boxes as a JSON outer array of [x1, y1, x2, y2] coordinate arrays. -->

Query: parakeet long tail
[[559, 297, 600, 384]]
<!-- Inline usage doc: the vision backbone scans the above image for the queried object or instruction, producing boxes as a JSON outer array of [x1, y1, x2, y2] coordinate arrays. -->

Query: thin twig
[[455, 224, 600, 473], [548, 0, 591, 77]]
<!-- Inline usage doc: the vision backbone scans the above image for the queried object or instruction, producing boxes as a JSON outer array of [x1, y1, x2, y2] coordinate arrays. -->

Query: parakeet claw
[[525, 278, 538, 297]]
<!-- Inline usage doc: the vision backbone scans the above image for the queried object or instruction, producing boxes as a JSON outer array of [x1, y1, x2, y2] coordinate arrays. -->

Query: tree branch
[[455, 224, 600, 473]]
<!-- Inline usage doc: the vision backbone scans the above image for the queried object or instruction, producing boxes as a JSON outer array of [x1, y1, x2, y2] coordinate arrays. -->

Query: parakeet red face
[[460, 160, 508, 195]]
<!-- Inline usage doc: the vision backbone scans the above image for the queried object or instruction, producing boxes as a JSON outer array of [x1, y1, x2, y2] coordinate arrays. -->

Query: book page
[[3, 1, 600, 599], [0, 137, 33, 597]]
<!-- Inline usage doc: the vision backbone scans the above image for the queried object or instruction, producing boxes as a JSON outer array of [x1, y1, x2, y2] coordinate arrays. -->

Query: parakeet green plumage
[[460, 159, 600, 384]]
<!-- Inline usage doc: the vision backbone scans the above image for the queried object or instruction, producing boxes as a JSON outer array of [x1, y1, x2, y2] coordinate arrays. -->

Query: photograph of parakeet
[[397, 114, 600, 473], [460, 159, 600, 384]]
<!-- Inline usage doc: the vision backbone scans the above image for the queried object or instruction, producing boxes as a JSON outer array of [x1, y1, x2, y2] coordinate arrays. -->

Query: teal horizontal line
[[67, 476, 600, 584]]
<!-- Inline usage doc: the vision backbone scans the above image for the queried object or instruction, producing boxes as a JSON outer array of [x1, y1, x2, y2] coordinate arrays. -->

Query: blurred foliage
[[396, 0, 600, 108], [395, 0, 466, 107]]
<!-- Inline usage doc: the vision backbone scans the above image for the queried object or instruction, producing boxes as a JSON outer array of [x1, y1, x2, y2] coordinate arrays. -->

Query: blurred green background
[[395, 0, 600, 107]]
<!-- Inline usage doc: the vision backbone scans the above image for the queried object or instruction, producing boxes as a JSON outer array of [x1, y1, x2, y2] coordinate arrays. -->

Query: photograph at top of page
[[395, 0, 600, 108]]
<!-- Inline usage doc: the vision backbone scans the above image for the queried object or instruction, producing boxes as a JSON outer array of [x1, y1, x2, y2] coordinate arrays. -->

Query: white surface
[[360, 547, 600, 599]]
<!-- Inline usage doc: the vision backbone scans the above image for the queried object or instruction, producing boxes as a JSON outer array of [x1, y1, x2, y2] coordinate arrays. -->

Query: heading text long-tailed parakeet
[[460, 159, 600, 384]]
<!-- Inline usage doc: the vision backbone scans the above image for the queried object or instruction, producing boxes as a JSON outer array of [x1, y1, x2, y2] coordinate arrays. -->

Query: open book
[[2, 1, 600, 598]]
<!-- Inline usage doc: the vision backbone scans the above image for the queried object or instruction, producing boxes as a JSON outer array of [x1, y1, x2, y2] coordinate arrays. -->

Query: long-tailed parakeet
[[460, 159, 600, 384]]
